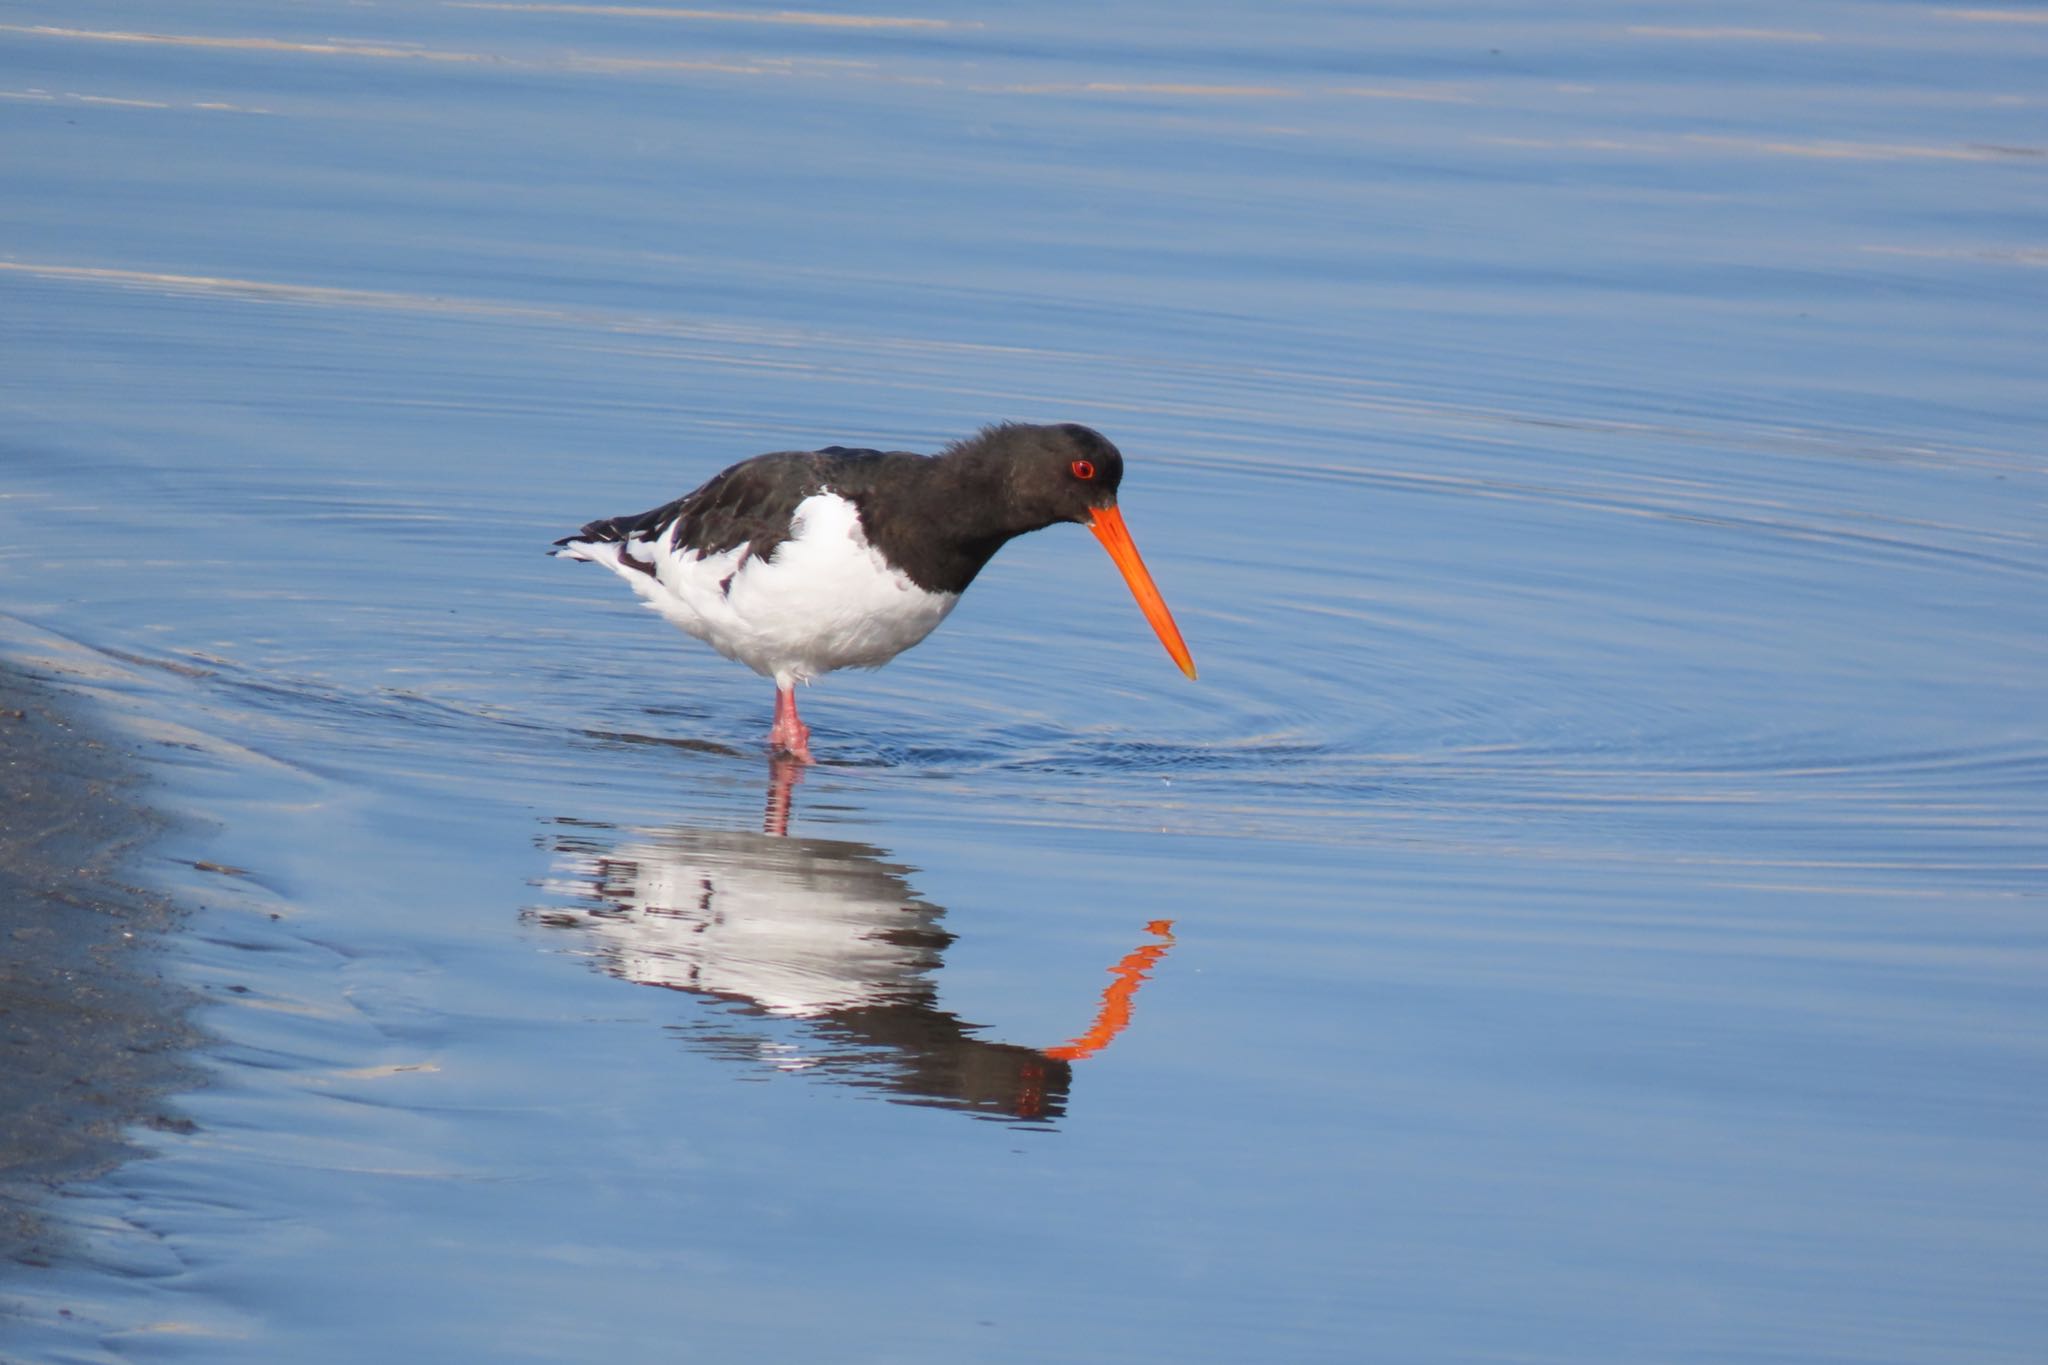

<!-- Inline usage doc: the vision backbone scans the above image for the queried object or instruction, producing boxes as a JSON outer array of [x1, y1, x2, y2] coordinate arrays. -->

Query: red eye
[[1070, 459, 1096, 480]]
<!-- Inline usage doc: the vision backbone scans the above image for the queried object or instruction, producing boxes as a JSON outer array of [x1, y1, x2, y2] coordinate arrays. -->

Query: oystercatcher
[[553, 422, 1196, 762]]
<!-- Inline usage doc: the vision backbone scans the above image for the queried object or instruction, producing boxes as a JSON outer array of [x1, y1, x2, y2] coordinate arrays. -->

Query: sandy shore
[[0, 660, 197, 1270]]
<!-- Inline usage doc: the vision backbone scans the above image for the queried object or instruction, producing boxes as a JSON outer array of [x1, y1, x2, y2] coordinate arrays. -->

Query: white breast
[[573, 492, 959, 688]]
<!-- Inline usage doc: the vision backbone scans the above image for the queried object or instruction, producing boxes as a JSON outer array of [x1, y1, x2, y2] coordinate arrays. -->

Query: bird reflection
[[528, 761, 1174, 1123]]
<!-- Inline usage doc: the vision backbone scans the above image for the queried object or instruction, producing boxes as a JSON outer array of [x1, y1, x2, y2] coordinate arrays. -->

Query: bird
[[553, 421, 1196, 762]]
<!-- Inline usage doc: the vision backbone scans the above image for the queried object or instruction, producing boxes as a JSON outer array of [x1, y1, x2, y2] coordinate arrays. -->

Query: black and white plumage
[[554, 421, 1196, 761]]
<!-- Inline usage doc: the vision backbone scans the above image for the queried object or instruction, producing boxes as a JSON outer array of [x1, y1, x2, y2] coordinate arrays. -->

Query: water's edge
[[0, 644, 201, 1282]]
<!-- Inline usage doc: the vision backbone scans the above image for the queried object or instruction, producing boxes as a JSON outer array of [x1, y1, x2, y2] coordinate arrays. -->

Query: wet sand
[[0, 661, 196, 1271]]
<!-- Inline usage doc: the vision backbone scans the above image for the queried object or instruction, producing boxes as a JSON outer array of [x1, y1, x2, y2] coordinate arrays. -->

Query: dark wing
[[554, 446, 934, 564]]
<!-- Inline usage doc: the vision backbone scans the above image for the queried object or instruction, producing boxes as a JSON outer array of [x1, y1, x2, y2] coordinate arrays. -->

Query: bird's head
[[965, 421, 1126, 525], [958, 422, 1195, 680]]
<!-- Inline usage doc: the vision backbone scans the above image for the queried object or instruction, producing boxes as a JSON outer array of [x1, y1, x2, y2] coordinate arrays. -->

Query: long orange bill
[[1089, 505, 1198, 680]]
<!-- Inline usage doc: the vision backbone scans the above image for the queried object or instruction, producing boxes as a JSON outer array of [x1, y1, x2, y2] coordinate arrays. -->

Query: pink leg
[[769, 683, 814, 764]]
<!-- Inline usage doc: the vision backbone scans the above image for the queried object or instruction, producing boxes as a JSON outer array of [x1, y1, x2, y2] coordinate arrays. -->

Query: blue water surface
[[2, 2, 2044, 1361]]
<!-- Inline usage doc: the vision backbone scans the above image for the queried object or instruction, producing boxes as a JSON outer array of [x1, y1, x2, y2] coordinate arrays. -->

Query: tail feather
[[552, 513, 639, 558], [552, 497, 690, 558], [553, 518, 617, 547], [552, 520, 663, 584]]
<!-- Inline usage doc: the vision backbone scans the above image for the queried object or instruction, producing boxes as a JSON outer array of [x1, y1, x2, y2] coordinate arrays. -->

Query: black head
[[949, 422, 1125, 530], [921, 421, 1195, 677]]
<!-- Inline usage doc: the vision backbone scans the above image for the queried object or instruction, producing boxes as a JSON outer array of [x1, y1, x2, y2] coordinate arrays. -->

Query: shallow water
[[3, 2, 2046, 1360]]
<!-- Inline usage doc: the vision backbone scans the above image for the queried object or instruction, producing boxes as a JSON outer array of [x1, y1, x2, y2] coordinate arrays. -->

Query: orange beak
[[1088, 505, 1197, 680]]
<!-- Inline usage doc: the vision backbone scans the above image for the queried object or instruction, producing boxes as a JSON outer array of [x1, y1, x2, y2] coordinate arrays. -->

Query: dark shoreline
[[0, 659, 198, 1270]]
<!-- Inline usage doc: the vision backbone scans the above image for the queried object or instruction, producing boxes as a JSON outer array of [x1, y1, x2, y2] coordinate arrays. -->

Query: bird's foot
[[769, 728, 814, 764], [769, 686, 814, 764]]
